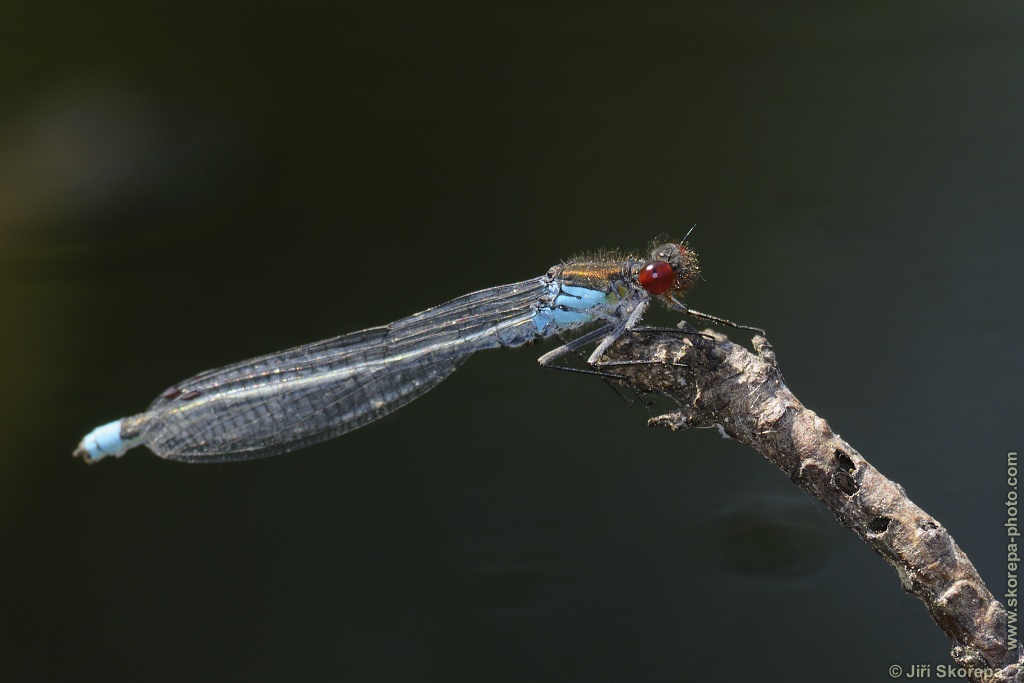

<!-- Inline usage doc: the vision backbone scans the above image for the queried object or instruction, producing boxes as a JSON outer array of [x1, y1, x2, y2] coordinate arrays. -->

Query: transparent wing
[[138, 278, 549, 462]]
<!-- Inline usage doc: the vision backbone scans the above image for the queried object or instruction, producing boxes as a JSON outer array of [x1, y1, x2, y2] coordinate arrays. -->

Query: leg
[[668, 295, 765, 336], [596, 358, 689, 369], [536, 324, 615, 366], [539, 325, 648, 404], [584, 300, 649, 365], [630, 324, 717, 343], [541, 361, 659, 406]]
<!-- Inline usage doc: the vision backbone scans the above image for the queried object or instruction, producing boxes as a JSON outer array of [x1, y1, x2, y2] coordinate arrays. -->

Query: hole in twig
[[835, 450, 856, 473], [869, 516, 891, 534], [832, 449, 859, 495]]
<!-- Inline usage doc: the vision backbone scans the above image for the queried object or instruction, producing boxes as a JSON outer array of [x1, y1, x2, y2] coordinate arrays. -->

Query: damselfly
[[74, 237, 758, 463]]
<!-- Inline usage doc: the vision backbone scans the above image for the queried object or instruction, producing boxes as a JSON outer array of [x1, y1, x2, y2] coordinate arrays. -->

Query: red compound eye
[[638, 260, 675, 295]]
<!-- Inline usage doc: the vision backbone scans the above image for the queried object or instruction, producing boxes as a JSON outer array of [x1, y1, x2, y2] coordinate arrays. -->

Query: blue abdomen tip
[[75, 419, 129, 463]]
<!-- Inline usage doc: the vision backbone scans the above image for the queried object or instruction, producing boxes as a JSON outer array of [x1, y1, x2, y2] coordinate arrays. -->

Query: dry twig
[[602, 325, 1022, 683]]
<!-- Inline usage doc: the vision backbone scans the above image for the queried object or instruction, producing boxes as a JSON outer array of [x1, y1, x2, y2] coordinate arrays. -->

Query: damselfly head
[[638, 242, 700, 298]]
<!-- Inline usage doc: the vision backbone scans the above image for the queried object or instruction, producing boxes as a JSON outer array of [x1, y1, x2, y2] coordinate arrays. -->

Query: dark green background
[[3, 2, 1023, 681]]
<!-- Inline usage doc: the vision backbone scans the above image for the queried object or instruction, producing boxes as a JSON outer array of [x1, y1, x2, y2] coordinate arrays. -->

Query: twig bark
[[602, 325, 1022, 683]]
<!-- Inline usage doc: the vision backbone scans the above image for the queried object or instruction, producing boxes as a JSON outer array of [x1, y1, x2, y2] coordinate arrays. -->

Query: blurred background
[[3, 1, 1023, 681]]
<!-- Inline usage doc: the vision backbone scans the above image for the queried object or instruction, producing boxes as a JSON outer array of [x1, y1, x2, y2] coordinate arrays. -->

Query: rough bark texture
[[602, 326, 1022, 683]]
